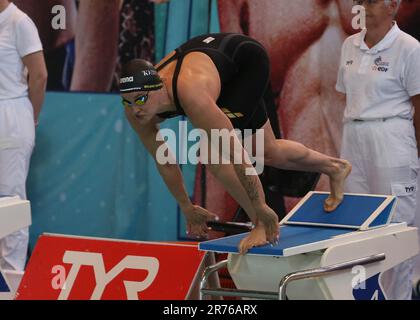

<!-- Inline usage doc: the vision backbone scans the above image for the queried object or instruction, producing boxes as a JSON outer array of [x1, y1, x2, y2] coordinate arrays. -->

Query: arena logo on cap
[[120, 76, 134, 84]]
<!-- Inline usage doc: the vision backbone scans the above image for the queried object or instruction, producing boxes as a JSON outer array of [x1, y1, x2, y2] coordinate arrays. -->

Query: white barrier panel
[[0, 197, 31, 239], [0, 197, 32, 300]]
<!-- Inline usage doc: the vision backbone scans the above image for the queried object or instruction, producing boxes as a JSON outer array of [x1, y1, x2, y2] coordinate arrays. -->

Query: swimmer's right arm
[[124, 109, 192, 211], [125, 110, 217, 237]]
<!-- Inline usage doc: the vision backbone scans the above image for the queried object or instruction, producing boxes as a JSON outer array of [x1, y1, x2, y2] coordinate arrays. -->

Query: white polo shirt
[[336, 22, 420, 121], [0, 3, 43, 100]]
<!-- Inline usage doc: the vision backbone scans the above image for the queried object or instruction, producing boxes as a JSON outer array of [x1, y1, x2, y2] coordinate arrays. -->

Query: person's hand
[[255, 204, 279, 244], [182, 204, 218, 239]]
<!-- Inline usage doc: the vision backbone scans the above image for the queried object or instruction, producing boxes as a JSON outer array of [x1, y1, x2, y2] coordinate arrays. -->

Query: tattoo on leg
[[234, 163, 259, 202]]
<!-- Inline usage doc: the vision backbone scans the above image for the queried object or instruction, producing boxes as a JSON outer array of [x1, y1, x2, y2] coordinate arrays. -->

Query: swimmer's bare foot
[[238, 224, 268, 255], [324, 159, 352, 212], [238, 206, 279, 255]]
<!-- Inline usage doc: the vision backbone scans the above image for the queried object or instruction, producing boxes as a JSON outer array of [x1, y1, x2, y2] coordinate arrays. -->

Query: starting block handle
[[278, 253, 386, 300], [206, 221, 252, 234], [199, 253, 386, 300]]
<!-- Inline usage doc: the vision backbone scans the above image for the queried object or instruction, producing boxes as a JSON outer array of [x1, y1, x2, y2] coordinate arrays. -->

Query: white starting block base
[[199, 192, 420, 300], [228, 223, 417, 299], [0, 197, 32, 300]]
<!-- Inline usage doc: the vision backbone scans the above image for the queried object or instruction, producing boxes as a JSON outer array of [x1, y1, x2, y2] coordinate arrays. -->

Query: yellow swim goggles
[[121, 93, 149, 108]]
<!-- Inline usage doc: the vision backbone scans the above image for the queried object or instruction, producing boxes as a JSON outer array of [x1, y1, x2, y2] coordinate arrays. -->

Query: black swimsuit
[[156, 33, 271, 135]]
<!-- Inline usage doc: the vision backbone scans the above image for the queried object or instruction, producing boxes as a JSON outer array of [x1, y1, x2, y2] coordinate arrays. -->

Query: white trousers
[[341, 117, 419, 300], [0, 97, 35, 271]]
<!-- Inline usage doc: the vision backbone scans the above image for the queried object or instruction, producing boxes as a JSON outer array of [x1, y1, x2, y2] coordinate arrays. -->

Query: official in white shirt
[[336, 0, 420, 299], [0, 0, 47, 271]]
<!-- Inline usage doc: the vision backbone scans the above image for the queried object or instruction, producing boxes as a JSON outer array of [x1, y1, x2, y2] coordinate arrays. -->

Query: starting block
[[0, 197, 32, 300], [199, 192, 420, 300]]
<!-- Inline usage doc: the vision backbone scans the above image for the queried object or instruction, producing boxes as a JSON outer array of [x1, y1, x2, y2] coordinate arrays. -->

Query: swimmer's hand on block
[[182, 204, 218, 239], [324, 160, 352, 212]]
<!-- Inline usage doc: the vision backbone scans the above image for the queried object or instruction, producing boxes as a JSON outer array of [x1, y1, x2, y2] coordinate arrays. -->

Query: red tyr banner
[[16, 234, 205, 300]]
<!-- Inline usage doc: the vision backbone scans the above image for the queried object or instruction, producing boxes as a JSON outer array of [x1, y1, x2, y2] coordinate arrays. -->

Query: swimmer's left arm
[[179, 87, 265, 205], [412, 95, 420, 157], [178, 83, 279, 243]]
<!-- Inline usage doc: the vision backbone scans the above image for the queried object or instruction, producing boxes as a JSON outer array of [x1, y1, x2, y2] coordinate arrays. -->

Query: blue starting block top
[[199, 192, 396, 256], [200, 225, 351, 255], [282, 192, 396, 230]]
